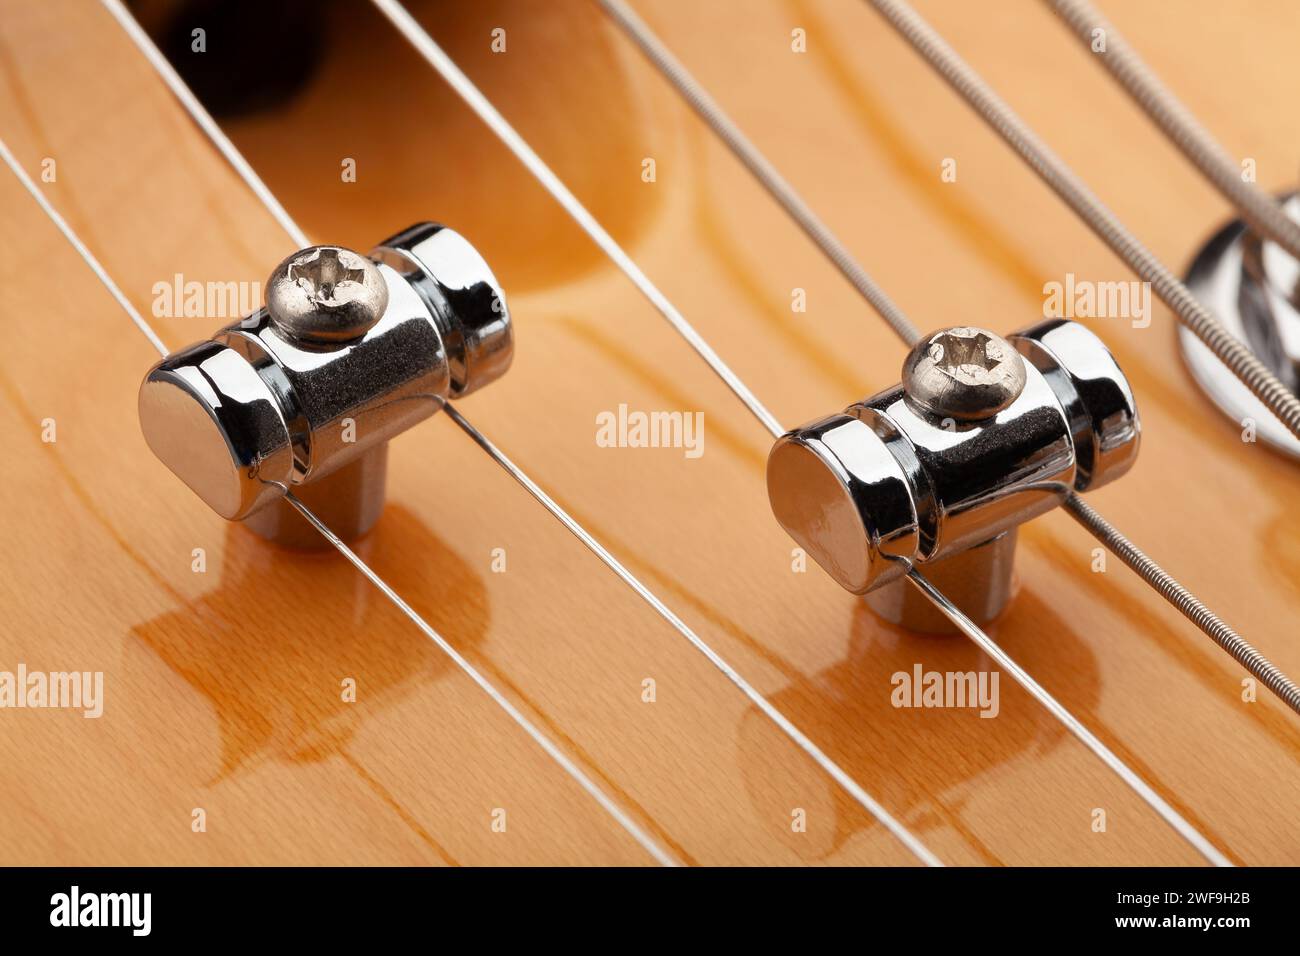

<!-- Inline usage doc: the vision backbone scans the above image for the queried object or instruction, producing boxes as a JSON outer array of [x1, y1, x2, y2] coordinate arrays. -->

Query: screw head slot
[[266, 245, 389, 343], [902, 326, 1027, 421]]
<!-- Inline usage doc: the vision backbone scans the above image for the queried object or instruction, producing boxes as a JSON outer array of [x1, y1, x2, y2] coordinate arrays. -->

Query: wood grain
[[0, 0, 1296, 865]]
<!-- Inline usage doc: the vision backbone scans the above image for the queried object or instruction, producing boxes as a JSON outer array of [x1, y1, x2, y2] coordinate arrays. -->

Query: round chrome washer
[[1181, 196, 1300, 459]]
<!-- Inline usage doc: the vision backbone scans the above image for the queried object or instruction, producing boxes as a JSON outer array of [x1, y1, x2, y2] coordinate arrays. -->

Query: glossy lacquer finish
[[2, 0, 1299, 866]]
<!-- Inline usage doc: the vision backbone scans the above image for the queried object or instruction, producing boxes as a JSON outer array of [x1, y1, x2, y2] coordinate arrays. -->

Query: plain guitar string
[[0, 131, 683, 869], [594, 2, 1300, 720], [365, 0, 1234, 866], [93, 0, 943, 867]]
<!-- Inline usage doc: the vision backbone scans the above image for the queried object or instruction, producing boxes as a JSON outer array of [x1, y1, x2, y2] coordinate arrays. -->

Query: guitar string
[[97, 0, 941, 866], [865, 0, 1300, 443], [99, 0, 306, 247], [598, 0, 919, 347], [1045, 0, 1300, 263], [903, 569, 1232, 868], [441, 402, 940, 867], [368, 0, 1232, 865], [99, 0, 309, 248], [597, 0, 1300, 718], [0, 134, 681, 871], [0, 148, 168, 357], [369, 0, 782, 439]]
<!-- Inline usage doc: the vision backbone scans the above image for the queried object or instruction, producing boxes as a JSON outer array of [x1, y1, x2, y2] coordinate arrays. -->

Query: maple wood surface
[[1, 0, 1297, 866]]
